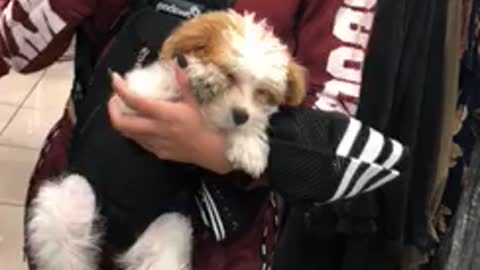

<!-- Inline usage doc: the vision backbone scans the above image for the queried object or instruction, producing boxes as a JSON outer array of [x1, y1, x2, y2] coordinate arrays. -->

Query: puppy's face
[[160, 10, 306, 130]]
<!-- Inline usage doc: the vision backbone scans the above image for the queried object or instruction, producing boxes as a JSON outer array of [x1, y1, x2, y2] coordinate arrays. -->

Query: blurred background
[[0, 45, 74, 270]]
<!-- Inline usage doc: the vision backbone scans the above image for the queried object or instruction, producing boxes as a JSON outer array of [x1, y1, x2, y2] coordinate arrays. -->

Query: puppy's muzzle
[[232, 107, 249, 126]]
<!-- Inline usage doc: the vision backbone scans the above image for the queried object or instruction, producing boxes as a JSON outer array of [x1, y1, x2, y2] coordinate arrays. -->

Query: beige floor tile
[[0, 108, 62, 149], [0, 70, 45, 106], [23, 62, 72, 111], [0, 104, 17, 132], [0, 205, 28, 270], [0, 145, 39, 205]]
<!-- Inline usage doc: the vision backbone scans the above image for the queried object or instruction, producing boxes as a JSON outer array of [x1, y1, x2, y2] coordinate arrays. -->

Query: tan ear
[[284, 61, 307, 106], [159, 12, 233, 61]]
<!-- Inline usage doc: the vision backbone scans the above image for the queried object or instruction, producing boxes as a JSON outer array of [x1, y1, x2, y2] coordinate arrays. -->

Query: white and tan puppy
[[123, 10, 306, 178]]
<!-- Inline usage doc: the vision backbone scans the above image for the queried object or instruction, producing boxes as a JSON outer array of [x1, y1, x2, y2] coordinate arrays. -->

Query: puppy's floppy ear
[[159, 12, 233, 61], [284, 61, 307, 106]]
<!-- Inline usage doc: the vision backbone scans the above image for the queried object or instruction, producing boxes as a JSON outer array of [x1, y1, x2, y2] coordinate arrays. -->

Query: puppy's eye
[[257, 88, 268, 96], [255, 88, 277, 105], [226, 73, 236, 82]]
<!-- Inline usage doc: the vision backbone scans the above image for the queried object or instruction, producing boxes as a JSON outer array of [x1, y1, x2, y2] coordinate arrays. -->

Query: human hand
[[107, 56, 232, 175]]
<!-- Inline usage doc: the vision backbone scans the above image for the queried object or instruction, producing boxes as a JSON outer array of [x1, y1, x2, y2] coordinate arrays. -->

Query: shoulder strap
[[70, 3, 135, 105]]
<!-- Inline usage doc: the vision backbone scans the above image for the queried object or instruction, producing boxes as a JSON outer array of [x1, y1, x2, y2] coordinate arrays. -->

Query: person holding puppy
[[0, 0, 406, 269]]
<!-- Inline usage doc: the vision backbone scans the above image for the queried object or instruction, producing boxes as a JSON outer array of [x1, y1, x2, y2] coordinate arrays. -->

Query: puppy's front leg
[[226, 132, 270, 178]]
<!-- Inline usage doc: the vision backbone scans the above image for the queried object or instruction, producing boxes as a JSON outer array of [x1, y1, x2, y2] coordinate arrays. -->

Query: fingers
[[107, 53, 201, 165], [173, 54, 196, 105], [108, 99, 172, 159], [175, 52, 189, 69], [109, 52, 196, 119], [133, 135, 177, 162], [108, 95, 164, 137], [137, 139, 164, 155]]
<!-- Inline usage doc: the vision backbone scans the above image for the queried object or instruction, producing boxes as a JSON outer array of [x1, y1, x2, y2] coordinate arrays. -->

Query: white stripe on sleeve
[[336, 117, 362, 157], [201, 183, 226, 241], [365, 170, 400, 192], [358, 128, 385, 163], [328, 158, 362, 202], [383, 140, 404, 169], [195, 195, 210, 228], [345, 163, 383, 198]]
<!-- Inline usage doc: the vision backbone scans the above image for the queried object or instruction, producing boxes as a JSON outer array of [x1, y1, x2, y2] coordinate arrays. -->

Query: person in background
[[0, 0, 396, 269]]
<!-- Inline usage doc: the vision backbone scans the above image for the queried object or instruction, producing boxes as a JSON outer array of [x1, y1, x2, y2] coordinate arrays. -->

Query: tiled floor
[[0, 61, 73, 269]]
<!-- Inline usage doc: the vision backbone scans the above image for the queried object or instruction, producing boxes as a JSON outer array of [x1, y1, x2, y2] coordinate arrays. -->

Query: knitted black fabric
[[268, 140, 351, 203], [267, 108, 409, 204]]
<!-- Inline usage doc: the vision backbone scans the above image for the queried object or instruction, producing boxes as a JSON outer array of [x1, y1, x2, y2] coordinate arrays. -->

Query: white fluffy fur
[[120, 62, 180, 114], [118, 213, 193, 270], [27, 174, 100, 270], [226, 128, 270, 178], [120, 11, 287, 179], [224, 10, 290, 94]]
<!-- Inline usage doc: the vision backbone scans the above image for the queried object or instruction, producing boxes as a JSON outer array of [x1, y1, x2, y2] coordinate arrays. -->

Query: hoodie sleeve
[[267, 108, 409, 204], [0, 0, 96, 77], [198, 107, 409, 242]]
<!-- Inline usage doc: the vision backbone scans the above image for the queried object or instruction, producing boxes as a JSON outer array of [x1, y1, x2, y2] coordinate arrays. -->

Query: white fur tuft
[[226, 126, 270, 178], [224, 10, 289, 93], [118, 213, 193, 270], [27, 174, 100, 270], [120, 62, 180, 114]]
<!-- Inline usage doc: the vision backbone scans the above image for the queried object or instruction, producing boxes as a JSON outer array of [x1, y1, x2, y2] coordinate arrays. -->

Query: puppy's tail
[[27, 174, 101, 270]]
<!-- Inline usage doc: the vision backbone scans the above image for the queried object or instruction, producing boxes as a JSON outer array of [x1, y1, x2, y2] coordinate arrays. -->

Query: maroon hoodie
[[0, 0, 379, 269]]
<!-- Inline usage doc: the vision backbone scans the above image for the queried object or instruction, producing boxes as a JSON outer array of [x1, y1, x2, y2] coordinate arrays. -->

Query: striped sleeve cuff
[[268, 111, 409, 204], [328, 117, 406, 201]]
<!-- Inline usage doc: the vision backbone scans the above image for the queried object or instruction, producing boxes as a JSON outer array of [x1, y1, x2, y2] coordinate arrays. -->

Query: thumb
[[173, 53, 196, 105]]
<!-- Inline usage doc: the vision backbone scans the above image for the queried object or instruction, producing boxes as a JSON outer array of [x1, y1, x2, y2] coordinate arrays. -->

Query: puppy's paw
[[226, 134, 269, 178], [118, 213, 193, 270]]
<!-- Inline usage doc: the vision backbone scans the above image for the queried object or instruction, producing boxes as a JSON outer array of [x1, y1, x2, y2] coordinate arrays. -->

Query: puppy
[[27, 10, 306, 270], [122, 10, 306, 178]]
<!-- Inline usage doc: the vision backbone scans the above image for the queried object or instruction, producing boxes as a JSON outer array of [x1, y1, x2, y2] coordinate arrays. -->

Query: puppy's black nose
[[232, 108, 249, 125]]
